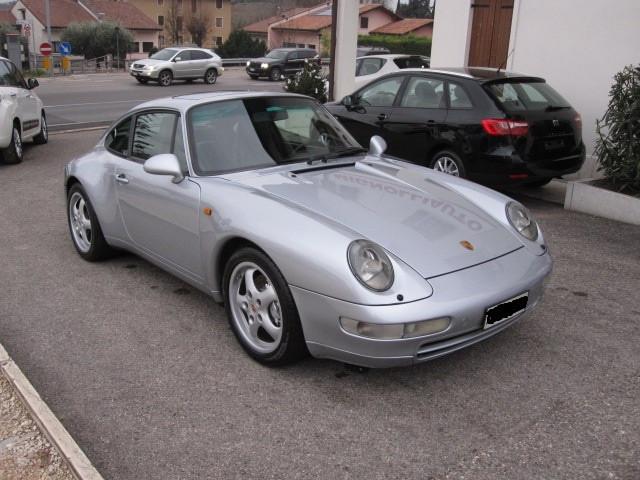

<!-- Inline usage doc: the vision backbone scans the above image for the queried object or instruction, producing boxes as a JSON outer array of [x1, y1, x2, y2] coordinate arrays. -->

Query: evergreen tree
[[284, 60, 327, 104]]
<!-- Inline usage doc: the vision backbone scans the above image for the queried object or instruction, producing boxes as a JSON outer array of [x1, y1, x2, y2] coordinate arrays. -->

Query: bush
[[61, 21, 133, 60], [595, 65, 640, 193], [216, 29, 266, 58], [358, 34, 431, 56], [284, 60, 327, 103]]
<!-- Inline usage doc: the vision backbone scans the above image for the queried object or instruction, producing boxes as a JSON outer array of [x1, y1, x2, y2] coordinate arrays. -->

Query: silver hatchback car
[[129, 47, 224, 86]]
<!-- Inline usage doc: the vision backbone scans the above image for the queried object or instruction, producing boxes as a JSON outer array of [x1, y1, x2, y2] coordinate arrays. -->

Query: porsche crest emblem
[[460, 240, 474, 251]]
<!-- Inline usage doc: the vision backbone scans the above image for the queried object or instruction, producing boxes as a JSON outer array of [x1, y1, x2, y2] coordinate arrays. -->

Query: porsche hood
[[229, 160, 523, 279]]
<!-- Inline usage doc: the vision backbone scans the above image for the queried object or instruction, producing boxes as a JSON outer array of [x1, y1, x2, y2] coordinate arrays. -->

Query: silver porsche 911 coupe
[[64, 91, 552, 368]]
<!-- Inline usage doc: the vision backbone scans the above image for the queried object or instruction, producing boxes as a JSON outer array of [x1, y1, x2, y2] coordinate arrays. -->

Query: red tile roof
[[243, 7, 309, 34], [371, 18, 433, 35], [0, 9, 16, 24], [272, 4, 400, 33], [85, 0, 161, 30], [19, 0, 96, 29]]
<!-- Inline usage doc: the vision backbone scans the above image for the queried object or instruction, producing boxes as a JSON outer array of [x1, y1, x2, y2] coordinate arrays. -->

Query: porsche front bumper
[[291, 247, 552, 368]]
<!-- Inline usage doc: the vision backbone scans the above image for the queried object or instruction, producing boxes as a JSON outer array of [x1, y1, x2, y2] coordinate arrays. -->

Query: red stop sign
[[39, 42, 52, 56]]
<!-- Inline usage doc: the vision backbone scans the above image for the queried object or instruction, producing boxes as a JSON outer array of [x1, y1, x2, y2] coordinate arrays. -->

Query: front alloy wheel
[[33, 113, 48, 144], [430, 150, 466, 178], [67, 184, 113, 261], [223, 248, 307, 365], [158, 70, 173, 87], [269, 68, 281, 82]]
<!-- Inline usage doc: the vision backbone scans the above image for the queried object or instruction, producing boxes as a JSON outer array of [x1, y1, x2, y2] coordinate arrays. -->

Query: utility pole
[[45, 0, 52, 76], [115, 26, 120, 72]]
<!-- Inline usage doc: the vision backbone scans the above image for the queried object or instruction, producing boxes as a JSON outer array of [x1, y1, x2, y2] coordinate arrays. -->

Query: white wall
[[430, 0, 640, 179], [430, 0, 472, 68], [507, 0, 640, 178]]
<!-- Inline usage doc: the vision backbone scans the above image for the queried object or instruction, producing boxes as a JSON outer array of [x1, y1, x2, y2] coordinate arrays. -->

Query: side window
[[358, 76, 404, 107], [176, 50, 191, 61], [191, 50, 212, 60], [172, 120, 188, 173], [131, 112, 177, 161], [400, 76, 445, 109], [105, 117, 132, 157], [287, 52, 298, 61], [0, 61, 20, 87], [0, 61, 13, 86], [12, 65, 27, 89], [355, 59, 362, 75], [358, 58, 384, 76], [447, 82, 473, 109]]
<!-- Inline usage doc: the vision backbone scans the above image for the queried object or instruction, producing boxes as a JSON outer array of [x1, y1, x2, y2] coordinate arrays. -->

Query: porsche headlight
[[347, 240, 394, 291], [506, 202, 538, 241]]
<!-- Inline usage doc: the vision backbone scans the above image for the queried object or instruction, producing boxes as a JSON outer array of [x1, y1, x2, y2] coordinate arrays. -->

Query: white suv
[[0, 56, 47, 164]]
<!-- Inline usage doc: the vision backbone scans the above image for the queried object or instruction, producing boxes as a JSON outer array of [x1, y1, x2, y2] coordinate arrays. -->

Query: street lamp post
[[115, 26, 120, 72]]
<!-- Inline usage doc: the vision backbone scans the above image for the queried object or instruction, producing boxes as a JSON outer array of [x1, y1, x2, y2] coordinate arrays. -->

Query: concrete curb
[[564, 179, 640, 226], [0, 344, 104, 480]]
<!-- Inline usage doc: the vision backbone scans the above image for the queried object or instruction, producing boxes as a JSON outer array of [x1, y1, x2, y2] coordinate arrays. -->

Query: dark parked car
[[246, 48, 319, 81], [325, 68, 585, 186], [356, 46, 391, 57]]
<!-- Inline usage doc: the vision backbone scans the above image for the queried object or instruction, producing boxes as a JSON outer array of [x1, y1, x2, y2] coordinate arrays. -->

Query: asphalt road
[[1, 132, 639, 480], [38, 69, 285, 131]]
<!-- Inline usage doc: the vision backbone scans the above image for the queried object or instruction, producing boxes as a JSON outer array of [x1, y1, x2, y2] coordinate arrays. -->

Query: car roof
[[389, 67, 544, 83], [129, 91, 308, 113], [270, 47, 315, 52]]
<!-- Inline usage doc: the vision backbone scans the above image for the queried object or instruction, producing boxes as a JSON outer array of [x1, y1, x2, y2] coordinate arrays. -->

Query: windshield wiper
[[306, 147, 366, 165]]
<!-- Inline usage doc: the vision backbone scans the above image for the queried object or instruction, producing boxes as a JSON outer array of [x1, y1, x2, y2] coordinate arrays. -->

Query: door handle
[[115, 173, 129, 184], [377, 113, 388, 121]]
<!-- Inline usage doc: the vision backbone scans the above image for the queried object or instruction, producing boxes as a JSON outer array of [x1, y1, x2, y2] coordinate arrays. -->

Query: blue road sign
[[59, 42, 71, 56]]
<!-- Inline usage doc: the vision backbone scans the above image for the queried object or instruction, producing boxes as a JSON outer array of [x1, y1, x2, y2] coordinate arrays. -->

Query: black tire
[[204, 68, 218, 85], [429, 149, 466, 178], [223, 247, 308, 365], [67, 184, 114, 261], [0, 125, 23, 165], [269, 67, 281, 82], [249, 74, 258, 80], [526, 177, 553, 188], [158, 70, 173, 87], [136, 77, 148, 84], [33, 112, 48, 145]]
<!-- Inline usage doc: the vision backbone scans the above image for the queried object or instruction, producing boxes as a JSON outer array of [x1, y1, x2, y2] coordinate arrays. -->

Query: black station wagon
[[326, 67, 585, 186]]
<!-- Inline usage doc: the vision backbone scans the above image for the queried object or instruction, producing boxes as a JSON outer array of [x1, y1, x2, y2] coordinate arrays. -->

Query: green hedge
[[358, 34, 431, 56]]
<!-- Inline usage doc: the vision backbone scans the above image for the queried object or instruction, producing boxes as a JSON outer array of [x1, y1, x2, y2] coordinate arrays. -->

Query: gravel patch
[[0, 374, 74, 480]]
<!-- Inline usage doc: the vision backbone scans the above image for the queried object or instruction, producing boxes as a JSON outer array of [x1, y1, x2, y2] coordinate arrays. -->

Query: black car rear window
[[393, 56, 430, 69], [485, 81, 570, 112]]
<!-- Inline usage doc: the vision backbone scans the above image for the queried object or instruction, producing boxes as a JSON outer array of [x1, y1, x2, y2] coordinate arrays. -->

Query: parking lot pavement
[[1, 131, 639, 480]]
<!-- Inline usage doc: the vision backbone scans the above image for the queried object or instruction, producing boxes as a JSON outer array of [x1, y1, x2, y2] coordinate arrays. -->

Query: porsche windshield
[[188, 97, 362, 175]]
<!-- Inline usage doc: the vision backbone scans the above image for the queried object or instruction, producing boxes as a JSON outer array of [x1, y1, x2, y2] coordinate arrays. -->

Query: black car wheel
[[430, 150, 466, 178], [158, 70, 173, 87], [204, 68, 218, 85], [223, 247, 308, 365], [136, 77, 148, 84], [269, 68, 281, 82], [249, 74, 258, 80], [0, 125, 23, 165], [33, 112, 48, 145]]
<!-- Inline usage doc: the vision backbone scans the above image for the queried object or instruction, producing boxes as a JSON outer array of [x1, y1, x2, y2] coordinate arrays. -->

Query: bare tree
[[164, 0, 182, 45], [185, 11, 210, 47]]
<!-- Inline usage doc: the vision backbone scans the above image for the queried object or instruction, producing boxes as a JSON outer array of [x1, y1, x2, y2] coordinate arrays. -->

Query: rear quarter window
[[486, 81, 570, 112]]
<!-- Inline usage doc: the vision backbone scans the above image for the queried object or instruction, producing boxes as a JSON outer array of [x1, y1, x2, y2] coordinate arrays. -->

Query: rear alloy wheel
[[158, 70, 173, 87], [204, 68, 218, 85], [0, 126, 23, 164], [67, 184, 114, 261], [136, 77, 148, 84], [223, 248, 307, 365], [430, 150, 466, 178], [33, 113, 48, 145], [269, 67, 281, 82]]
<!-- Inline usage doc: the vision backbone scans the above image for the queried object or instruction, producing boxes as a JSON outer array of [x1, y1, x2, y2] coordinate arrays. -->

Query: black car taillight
[[574, 113, 582, 130], [481, 118, 529, 137]]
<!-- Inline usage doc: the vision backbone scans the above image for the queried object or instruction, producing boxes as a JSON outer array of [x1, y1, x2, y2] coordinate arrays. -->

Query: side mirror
[[173, 56, 182, 62], [143, 154, 184, 183], [342, 95, 353, 107], [369, 135, 387, 156], [27, 78, 39, 89]]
